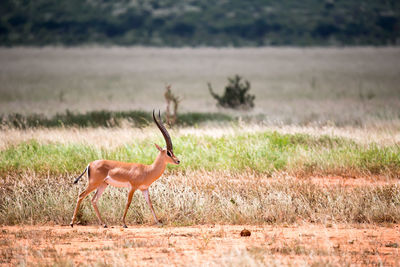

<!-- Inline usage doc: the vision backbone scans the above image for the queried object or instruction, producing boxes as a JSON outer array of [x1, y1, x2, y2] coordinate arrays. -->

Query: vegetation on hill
[[1, 0, 399, 46]]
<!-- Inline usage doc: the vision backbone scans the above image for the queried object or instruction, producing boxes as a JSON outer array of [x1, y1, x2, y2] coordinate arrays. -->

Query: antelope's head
[[153, 110, 180, 165]]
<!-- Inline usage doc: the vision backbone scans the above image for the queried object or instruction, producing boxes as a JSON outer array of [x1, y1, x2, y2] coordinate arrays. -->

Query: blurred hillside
[[0, 0, 399, 46]]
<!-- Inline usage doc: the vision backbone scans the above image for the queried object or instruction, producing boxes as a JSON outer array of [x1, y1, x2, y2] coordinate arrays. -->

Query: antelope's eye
[[167, 151, 172, 157]]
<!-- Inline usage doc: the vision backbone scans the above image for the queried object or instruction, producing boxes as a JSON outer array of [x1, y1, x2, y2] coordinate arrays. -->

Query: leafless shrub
[[164, 85, 182, 126]]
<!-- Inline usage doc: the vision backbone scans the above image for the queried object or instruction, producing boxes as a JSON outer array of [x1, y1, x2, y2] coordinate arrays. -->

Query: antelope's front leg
[[142, 189, 162, 225]]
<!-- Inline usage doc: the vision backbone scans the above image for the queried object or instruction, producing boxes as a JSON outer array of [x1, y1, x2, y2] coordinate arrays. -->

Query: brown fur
[[70, 145, 180, 228]]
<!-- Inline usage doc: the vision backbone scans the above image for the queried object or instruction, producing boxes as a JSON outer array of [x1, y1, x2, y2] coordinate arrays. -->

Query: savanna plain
[[0, 47, 400, 266]]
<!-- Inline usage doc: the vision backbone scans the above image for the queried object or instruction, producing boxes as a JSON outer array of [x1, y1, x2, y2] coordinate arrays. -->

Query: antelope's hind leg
[[70, 184, 97, 227], [91, 182, 108, 228]]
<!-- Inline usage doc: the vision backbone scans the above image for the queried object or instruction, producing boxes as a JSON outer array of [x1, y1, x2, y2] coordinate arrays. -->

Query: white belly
[[105, 176, 131, 188]]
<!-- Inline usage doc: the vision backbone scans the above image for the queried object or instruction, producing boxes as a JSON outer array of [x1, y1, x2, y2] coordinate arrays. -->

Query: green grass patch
[[1, 131, 399, 177]]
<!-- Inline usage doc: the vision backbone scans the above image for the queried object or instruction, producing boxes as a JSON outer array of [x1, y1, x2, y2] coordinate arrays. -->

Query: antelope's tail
[[73, 164, 90, 184]]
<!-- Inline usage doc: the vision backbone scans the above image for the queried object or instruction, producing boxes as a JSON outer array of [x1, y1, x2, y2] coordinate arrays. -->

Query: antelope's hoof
[[103, 224, 108, 228], [70, 223, 74, 228], [123, 224, 128, 228]]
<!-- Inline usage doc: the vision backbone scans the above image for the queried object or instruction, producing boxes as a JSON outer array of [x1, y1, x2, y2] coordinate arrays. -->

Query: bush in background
[[208, 75, 255, 110]]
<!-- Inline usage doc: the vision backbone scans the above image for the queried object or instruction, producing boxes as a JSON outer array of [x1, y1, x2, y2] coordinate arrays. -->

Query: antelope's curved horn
[[153, 109, 173, 151]]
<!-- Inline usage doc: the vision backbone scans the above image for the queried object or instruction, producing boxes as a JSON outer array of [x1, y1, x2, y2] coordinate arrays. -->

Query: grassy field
[[1, 126, 400, 266], [1, 47, 400, 266], [1, 126, 400, 177], [0, 126, 399, 226], [1, 47, 400, 126]]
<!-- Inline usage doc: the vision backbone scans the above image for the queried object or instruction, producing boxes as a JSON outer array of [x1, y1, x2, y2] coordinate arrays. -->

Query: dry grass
[[1, 170, 399, 226], [1, 47, 399, 126], [1, 123, 399, 151], [0, 125, 153, 150]]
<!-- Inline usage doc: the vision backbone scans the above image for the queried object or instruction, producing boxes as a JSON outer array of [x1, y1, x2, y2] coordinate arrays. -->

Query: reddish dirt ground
[[1, 224, 399, 266]]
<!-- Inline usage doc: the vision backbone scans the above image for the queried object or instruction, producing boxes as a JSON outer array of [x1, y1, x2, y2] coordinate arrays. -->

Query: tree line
[[0, 0, 399, 46]]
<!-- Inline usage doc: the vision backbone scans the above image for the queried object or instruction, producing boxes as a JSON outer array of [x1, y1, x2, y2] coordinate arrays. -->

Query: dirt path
[[1, 224, 399, 266]]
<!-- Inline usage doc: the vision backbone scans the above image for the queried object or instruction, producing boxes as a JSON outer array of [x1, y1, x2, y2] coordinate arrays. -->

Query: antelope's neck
[[147, 153, 167, 182]]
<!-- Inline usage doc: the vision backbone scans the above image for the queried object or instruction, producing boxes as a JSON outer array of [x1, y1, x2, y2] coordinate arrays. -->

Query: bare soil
[[1, 223, 399, 266]]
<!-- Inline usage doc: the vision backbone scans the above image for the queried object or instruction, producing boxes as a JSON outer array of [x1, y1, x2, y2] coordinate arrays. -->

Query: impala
[[70, 110, 180, 228]]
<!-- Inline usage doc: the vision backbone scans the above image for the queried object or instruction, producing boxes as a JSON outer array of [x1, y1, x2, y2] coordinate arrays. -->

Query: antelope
[[70, 110, 180, 228]]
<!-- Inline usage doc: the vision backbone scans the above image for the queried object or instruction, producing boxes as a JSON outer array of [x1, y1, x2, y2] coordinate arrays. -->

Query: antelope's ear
[[154, 143, 163, 152]]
